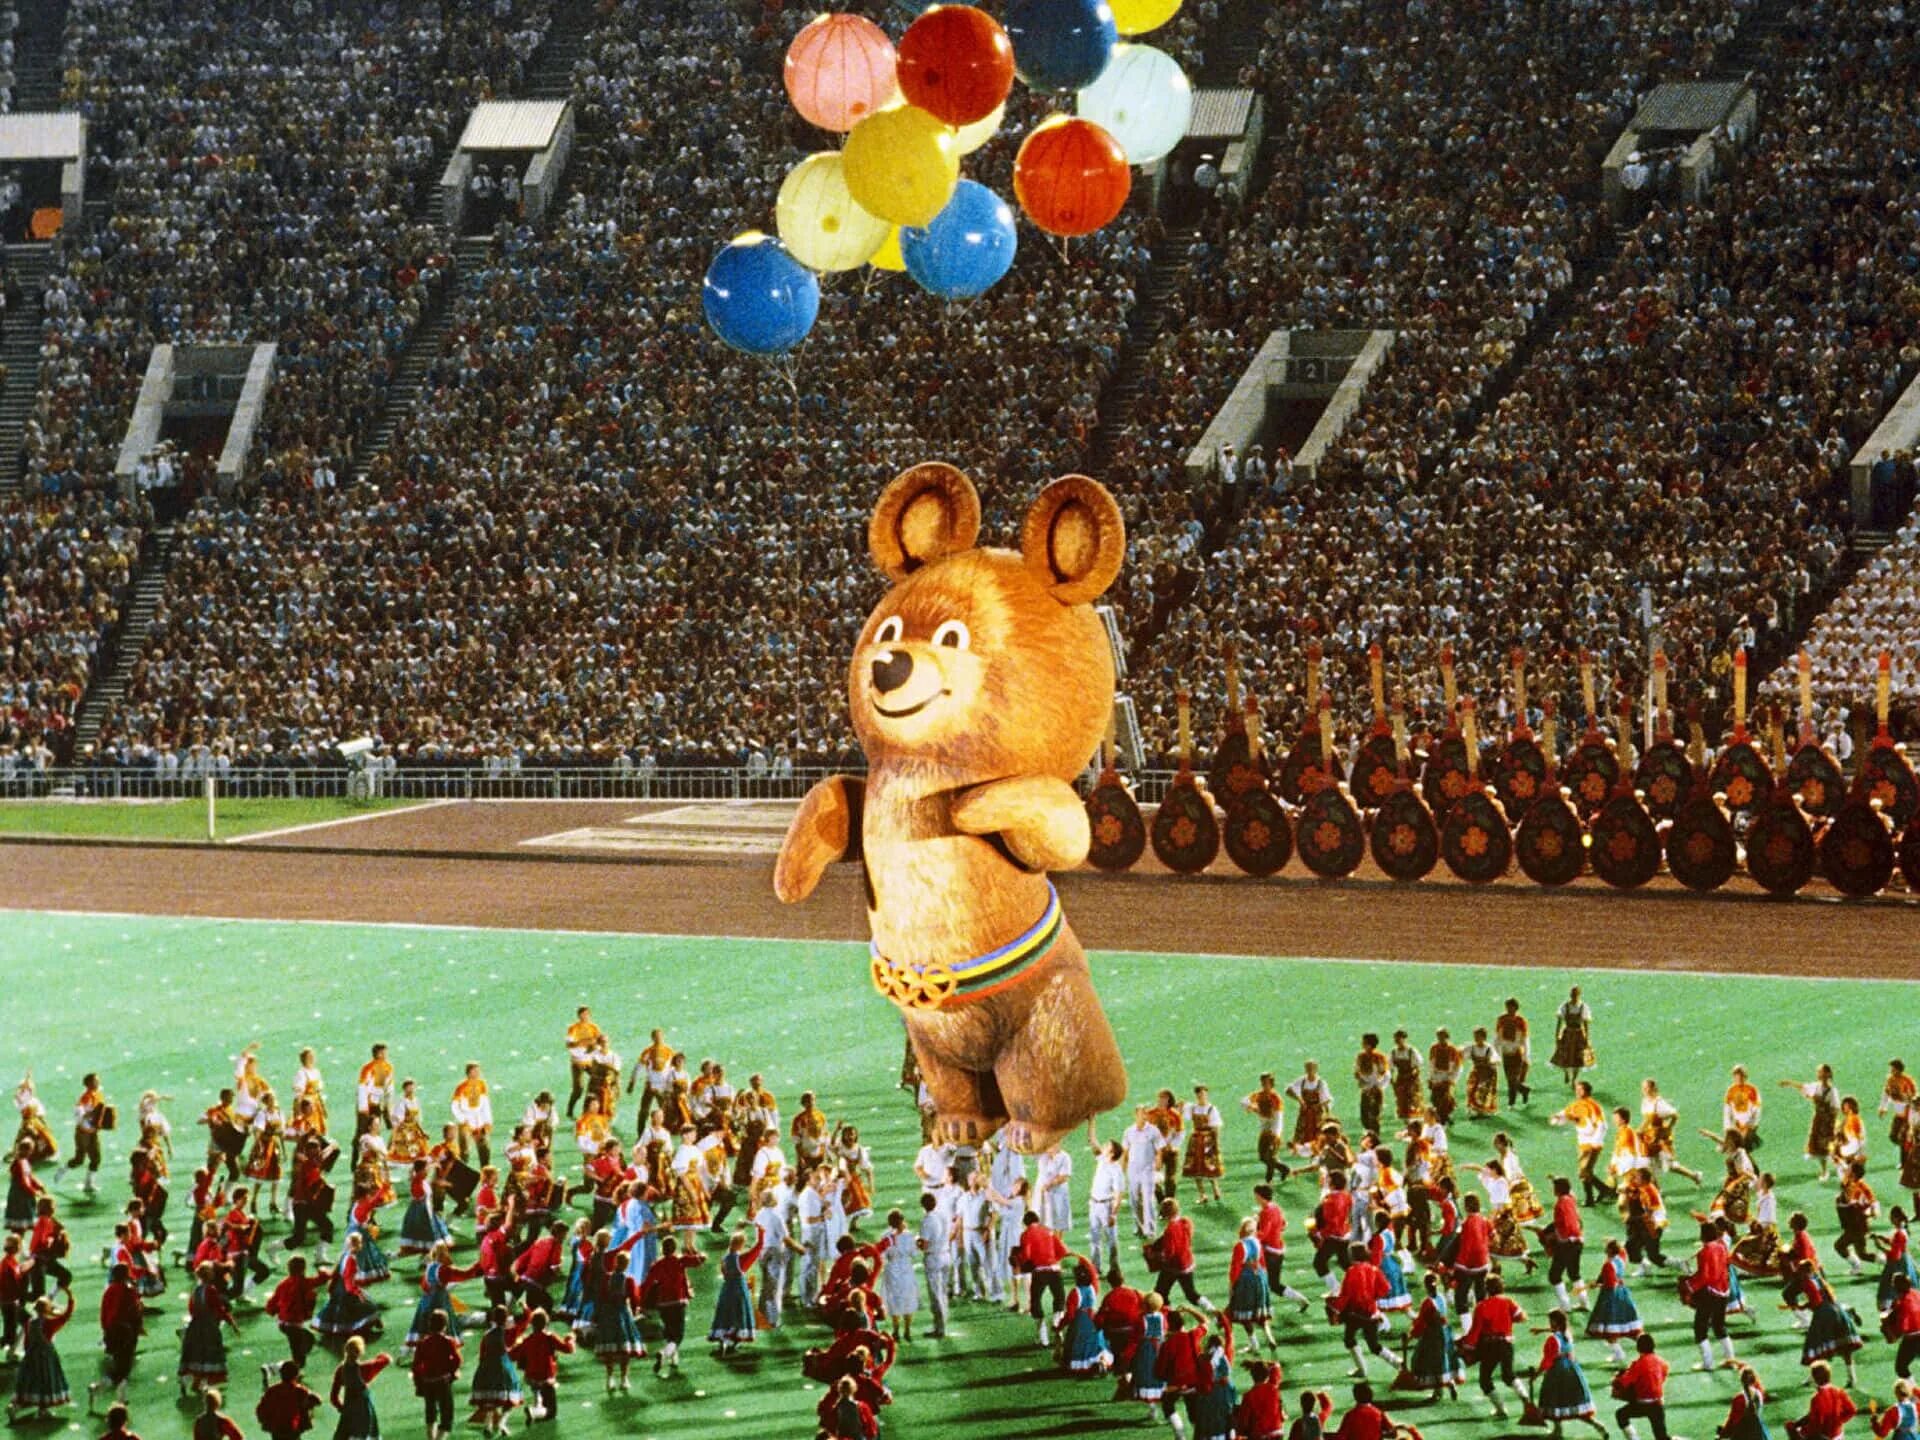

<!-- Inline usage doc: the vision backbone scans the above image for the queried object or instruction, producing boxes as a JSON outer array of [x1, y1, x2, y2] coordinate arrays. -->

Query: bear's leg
[[902, 1014, 1009, 1149], [993, 958, 1128, 1155]]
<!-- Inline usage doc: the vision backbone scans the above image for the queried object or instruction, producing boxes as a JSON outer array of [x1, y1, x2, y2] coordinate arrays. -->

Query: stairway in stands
[[68, 522, 176, 751]]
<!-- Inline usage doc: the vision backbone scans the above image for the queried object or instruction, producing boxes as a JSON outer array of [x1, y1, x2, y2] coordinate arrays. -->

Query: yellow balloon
[[775, 152, 889, 273], [1111, 0, 1182, 35], [870, 227, 906, 272], [842, 104, 959, 229], [955, 102, 1005, 156]]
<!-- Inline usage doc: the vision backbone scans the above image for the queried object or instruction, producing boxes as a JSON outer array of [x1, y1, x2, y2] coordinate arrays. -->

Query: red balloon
[[1013, 116, 1132, 237], [898, 6, 1016, 128]]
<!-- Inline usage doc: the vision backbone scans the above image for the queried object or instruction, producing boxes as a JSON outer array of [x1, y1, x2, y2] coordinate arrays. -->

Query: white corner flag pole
[[206, 775, 216, 843]]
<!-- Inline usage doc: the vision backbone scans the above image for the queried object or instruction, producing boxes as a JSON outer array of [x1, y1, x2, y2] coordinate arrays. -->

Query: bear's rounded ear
[[869, 463, 982, 581], [1020, 474, 1125, 605]]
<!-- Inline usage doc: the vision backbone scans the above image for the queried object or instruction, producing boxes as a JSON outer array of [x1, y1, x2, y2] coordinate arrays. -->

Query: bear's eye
[[932, 620, 971, 651], [873, 615, 904, 645]]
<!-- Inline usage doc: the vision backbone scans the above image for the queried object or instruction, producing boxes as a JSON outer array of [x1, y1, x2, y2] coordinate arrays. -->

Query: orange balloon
[[784, 13, 898, 133], [1013, 115, 1132, 237]]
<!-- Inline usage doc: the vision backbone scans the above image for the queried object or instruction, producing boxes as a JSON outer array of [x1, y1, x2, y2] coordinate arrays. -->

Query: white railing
[[2, 765, 1188, 805]]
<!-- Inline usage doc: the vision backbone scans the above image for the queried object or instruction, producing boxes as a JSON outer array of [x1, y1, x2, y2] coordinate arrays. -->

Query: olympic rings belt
[[869, 883, 1063, 1012]]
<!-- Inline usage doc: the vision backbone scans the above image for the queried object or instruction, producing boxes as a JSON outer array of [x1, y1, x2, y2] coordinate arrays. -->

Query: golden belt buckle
[[870, 956, 958, 1011]]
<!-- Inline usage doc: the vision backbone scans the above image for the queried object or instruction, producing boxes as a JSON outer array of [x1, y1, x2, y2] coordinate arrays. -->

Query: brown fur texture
[[774, 466, 1130, 1153]]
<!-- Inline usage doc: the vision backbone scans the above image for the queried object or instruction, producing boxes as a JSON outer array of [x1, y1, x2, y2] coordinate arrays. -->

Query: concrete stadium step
[[69, 522, 179, 755], [0, 243, 51, 497], [523, 0, 594, 99]]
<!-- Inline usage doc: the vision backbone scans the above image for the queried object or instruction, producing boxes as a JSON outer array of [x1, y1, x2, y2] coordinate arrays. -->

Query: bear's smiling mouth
[[873, 690, 951, 720]]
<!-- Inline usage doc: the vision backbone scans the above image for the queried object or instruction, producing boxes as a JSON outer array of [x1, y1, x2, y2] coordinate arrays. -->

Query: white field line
[[225, 797, 459, 845], [0, 904, 1900, 987]]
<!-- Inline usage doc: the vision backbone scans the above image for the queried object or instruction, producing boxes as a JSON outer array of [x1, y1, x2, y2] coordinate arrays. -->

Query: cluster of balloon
[[702, 1, 1194, 355]]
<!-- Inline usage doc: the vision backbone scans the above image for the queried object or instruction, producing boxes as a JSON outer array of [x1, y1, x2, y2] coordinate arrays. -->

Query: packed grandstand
[[0, 0, 1916, 781]]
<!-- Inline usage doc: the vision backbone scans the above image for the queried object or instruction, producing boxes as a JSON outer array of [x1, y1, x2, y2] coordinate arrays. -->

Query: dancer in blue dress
[[1132, 1293, 1167, 1411], [1793, 1263, 1864, 1387], [555, 1220, 592, 1323], [1878, 1209, 1920, 1315], [708, 1226, 765, 1356], [178, 1264, 237, 1395], [1060, 1262, 1112, 1375], [1532, 1311, 1607, 1439], [1585, 1241, 1644, 1363], [328, 1337, 392, 1440], [1403, 1273, 1458, 1398], [314, 1234, 384, 1339], [609, 1184, 659, 1292], [1227, 1222, 1276, 1351], [404, 1245, 478, 1348], [395, 1162, 450, 1259], [1871, 1380, 1920, 1440], [1720, 1367, 1770, 1440], [7, 1291, 74, 1422], [467, 1307, 522, 1436], [1190, 1336, 1237, 1440], [346, 1196, 391, 1285], [1370, 1215, 1412, 1319]]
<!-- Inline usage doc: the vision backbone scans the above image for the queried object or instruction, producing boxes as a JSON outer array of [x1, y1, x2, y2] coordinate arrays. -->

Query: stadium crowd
[[0, 0, 1915, 775]]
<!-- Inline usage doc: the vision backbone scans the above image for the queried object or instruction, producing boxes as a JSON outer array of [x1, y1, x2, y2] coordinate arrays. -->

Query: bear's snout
[[871, 650, 915, 695]]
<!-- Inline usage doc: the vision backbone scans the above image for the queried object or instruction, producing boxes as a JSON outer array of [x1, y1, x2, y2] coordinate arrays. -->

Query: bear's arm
[[773, 775, 865, 903], [948, 774, 1090, 874]]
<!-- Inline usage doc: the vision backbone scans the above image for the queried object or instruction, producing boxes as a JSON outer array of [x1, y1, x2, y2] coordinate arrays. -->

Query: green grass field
[[0, 910, 1911, 1440], [0, 799, 420, 842]]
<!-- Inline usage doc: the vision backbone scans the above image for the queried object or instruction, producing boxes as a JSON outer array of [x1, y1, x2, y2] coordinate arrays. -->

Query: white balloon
[[955, 102, 1006, 155], [1075, 43, 1192, 167], [775, 152, 890, 273]]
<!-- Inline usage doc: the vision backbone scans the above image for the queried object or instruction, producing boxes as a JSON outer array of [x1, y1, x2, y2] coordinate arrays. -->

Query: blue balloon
[[901, 181, 1019, 300], [1005, 0, 1116, 91], [702, 234, 820, 356]]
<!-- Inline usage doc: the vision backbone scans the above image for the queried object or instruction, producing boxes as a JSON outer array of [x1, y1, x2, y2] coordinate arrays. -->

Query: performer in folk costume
[[178, 1261, 238, 1394], [1237, 1359, 1285, 1440], [355, 1046, 394, 1143], [1790, 1261, 1865, 1386], [292, 1049, 328, 1141], [1784, 1067, 1843, 1180], [1722, 1068, 1763, 1155], [403, 1244, 477, 1349], [1147, 1091, 1186, 1204], [1132, 1291, 1168, 1411], [396, 1159, 450, 1258], [1428, 1031, 1463, 1128], [1495, 999, 1533, 1107], [1403, 1271, 1459, 1399], [642, 1234, 707, 1376], [328, 1337, 392, 1440], [1367, 1208, 1412, 1318], [1288, 1065, 1334, 1162], [1550, 1082, 1611, 1206], [1789, 1362, 1856, 1440], [467, 1305, 521, 1434], [1184, 1087, 1225, 1205], [1244, 1076, 1288, 1183], [1227, 1219, 1276, 1352], [790, 1093, 830, 1183], [313, 1232, 383, 1339], [1699, 1129, 1760, 1227], [1870, 1381, 1920, 1440], [387, 1081, 429, 1165], [12, 1076, 56, 1164], [876, 1210, 921, 1344], [1838, 1162, 1882, 1276], [1876, 1208, 1920, 1314], [1355, 1036, 1390, 1141], [1838, 1099, 1871, 1178], [833, 1126, 875, 1228], [6, 1138, 45, 1234], [1465, 1029, 1501, 1120], [1640, 1080, 1703, 1184], [1476, 1157, 1537, 1275], [1586, 1238, 1643, 1363], [7, 1290, 73, 1421], [1721, 1367, 1769, 1440], [1551, 988, 1595, 1088], [1059, 1260, 1112, 1375], [1620, 1171, 1670, 1273], [1390, 1033, 1423, 1123], [1731, 1172, 1782, 1275], [506, 1309, 572, 1423], [1531, 1308, 1609, 1440], [1883, 1062, 1916, 1153], [246, 1089, 287, 1214]]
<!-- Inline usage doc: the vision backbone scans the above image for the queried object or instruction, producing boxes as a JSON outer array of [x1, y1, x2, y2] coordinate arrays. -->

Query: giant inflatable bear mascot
[[774, 461, 1130, 1153]]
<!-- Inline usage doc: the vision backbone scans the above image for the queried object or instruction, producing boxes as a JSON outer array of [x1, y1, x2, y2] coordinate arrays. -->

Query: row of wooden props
[[1084, 645, 1920, 898]]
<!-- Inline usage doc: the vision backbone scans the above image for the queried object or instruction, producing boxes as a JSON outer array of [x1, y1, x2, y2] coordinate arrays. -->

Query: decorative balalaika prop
[[1744, 704, 1817, 897], [1207, 646, 1260, 806], [1151, 689, 1220, 874], [1277, 643, 1324, 805], [1561, 649, 1619, 822], [1439, 697, 1513, 884], [1350, 644, 1400, 811], [1633, 651, 1692, 822], [1420, 647, 1471, 820], [1707, 649, 1772, 826], [1821, 699, 1898, 900], [1665, 702, 1737, 894], [1297, 691, 1366, 878], [1084, 714, 1146, 872], [1785, 649, 1845, 821], [1492, 648, 1548, 816], [1223, 696, 1293, 877], [1858, 652, 1920, 834], [1589, 692, 1662, 889], [1370, 697, 1439, 882], [1516, 698, 1586, 887]]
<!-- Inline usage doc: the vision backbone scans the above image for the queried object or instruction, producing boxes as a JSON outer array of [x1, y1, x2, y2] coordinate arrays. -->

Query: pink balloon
[[784, 14, 898, 134]]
